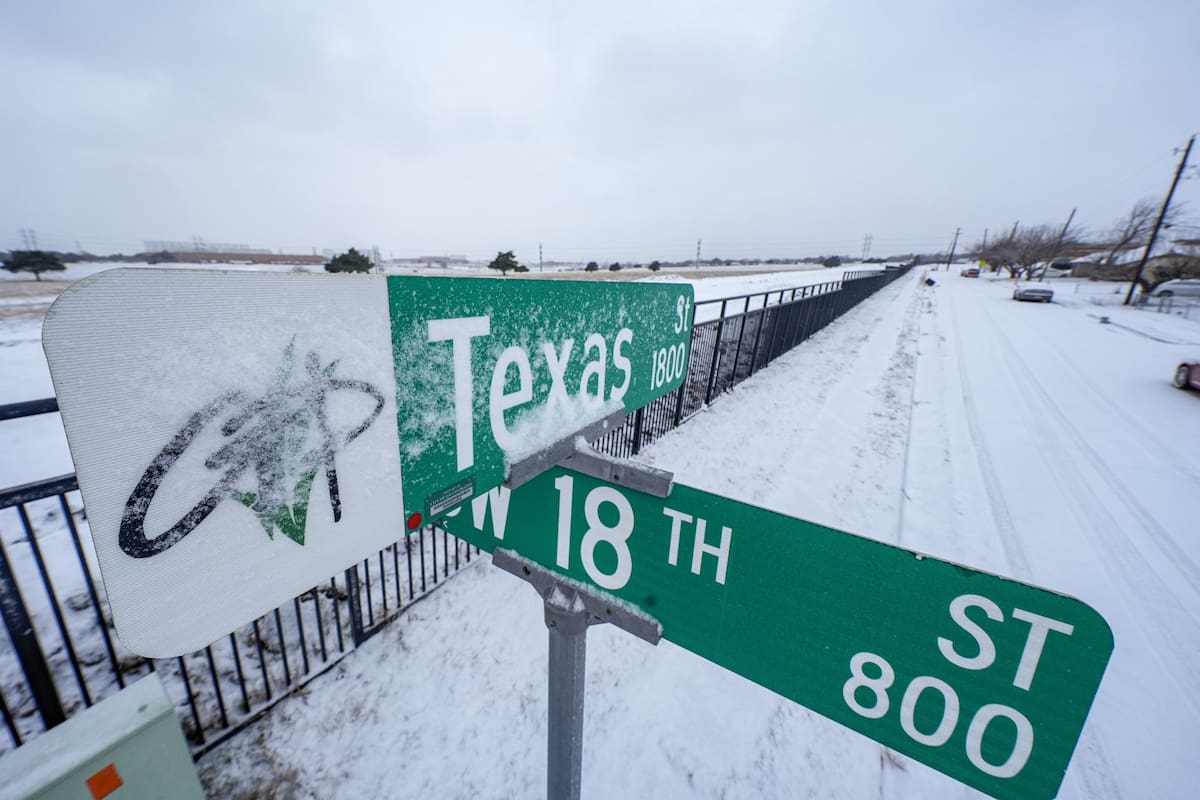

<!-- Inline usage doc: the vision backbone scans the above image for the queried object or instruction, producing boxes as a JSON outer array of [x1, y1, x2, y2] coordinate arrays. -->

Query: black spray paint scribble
[[119, 344, 385, 558]]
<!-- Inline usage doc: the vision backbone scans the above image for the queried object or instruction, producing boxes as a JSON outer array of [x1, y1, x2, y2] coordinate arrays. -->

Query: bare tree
[[978, 225, 1057, 279], [1101, 198, 1182, 266], [971, 232, 1011, 275], [1141, 254, 1200, 294], [1013, 226, 1061, 279]]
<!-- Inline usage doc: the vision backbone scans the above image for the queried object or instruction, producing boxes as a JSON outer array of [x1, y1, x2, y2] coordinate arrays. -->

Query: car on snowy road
[[1174, 361, 1200, 390], [1150, 279, 1200, 299], [1013, 285, 1054, 303], [960, 267, 980, 277]]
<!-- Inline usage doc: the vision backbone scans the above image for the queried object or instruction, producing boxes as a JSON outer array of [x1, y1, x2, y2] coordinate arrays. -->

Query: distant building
[[144, 240, 271, 254], [153, 251, 325, 265]]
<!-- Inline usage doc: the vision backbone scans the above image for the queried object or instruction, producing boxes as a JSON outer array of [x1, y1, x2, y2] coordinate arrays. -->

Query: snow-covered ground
[[4, 267, 1198, 798], [190, 271, 1198, 799]]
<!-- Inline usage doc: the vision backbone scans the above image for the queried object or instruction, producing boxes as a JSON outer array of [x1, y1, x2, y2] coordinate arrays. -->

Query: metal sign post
[[492, 549, 662, 800], [484, 441, 669, 800]]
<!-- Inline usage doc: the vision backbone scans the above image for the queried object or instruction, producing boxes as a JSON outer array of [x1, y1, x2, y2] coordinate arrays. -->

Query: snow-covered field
[[4, 267, 1198, 798], [186, 270, 1196, 799]]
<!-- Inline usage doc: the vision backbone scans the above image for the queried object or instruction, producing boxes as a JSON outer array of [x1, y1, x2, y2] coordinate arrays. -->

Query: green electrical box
[[0, 673, 205, 799]]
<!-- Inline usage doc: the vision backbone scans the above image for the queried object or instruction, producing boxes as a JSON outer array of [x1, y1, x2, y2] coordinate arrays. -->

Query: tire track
[[972, 304, 1200, 724], [978, 309, 1200, 797], [983, 310, 1200, 601], [948, 300, 1125, 800], [1034, 335, 1200, 487], [947, 303, 1032, 578]]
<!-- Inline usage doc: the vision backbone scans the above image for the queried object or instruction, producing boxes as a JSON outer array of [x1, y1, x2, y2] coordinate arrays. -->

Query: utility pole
[[861, 233, 872, 261], [1125, 134, 1195, 305], [695, 238, 702, 270], [539, 243, 544, 273], [1040, 208, 1076, 282], [943, 228, 960, 272]]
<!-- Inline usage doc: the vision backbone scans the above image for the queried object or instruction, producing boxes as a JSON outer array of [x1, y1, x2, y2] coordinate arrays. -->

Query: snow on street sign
[[440, 468, 1113, 800], [41, 269, 692, 657], [387, 275, 693, 525]]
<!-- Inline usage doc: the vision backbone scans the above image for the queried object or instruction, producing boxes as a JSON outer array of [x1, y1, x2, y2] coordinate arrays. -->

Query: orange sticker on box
[[86, 763, 123, 799]]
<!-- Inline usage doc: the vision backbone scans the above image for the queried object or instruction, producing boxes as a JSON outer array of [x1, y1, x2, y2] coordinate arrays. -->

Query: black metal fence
[[0, 265, 910, 756], [593, 268, 911, 457], [0, 442, 478, 757]]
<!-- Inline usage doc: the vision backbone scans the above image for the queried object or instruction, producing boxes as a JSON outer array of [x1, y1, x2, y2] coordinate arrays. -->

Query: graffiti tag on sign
[[120, 341, 385, 557]]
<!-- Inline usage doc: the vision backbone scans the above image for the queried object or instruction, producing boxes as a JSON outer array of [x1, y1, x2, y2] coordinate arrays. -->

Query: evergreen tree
[[324, 248, 373, 273], [2, 250, 66, 281], [488, 250, 519, 276]]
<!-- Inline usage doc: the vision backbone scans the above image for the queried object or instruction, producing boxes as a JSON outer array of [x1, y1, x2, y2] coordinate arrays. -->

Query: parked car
[[1150, 279, 1200, 299], [1013, 285, 1054, 303], [1174, 361, 1200, 390], [960, 267, 980, 277]]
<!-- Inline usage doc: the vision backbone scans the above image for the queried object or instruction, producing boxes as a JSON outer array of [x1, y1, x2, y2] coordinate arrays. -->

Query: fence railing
[[592, 268, 910, 458], [0, 265, 910, 756], [0, 452, 479, 757]]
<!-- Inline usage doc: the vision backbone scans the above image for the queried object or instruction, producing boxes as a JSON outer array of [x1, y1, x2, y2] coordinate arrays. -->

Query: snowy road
[[137, 269, 1198, 798], [905, 274, 1200, 800]]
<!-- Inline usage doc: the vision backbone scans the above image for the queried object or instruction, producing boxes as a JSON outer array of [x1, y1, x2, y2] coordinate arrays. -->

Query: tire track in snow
[[948, 301, 1124, 800], [1033, 343, 1200, 500], [974, 304, 1200, 728], [978, 306, 1200, 797], [946, 303, 1032, 578], [984, 311, 1200, 603]]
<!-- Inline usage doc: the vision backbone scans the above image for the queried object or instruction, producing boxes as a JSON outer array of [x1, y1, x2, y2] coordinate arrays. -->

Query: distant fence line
[[0, 266, 911, 756]]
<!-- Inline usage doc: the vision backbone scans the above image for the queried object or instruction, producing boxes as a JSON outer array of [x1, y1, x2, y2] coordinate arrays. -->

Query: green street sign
[[388, 277, 693, 526], [440, 468, 1113, 800]]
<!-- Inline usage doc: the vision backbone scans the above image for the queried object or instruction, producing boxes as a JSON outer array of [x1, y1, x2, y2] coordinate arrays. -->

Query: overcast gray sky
[[2, 1, 1197, 263]]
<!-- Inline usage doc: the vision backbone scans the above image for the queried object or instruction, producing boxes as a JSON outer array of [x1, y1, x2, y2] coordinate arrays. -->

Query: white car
[[1150, 279, 1200, 299], [1013, 285, 1054, 303]]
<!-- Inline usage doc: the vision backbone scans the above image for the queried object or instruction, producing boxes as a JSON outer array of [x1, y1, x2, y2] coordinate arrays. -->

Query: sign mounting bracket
[[492, 548, 662, 645], [560, 439, 674, 498], [505, 408, 628, 490]]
